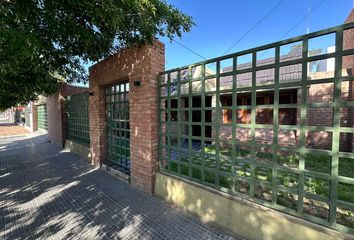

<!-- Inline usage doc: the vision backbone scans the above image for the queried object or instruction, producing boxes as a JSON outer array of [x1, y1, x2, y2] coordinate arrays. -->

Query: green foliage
[[186, 148, 354, 204], [338, 183, 354, 204], [169, 149, 354, 226], [0, 0, 194, 109]]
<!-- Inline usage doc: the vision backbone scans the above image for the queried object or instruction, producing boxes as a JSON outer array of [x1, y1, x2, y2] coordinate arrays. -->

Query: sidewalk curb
[[0, 134, 26, 139]]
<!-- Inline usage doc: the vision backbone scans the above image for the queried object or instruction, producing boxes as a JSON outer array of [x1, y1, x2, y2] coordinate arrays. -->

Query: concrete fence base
[[65, 140, 91, 162], [154, 172, 352, 240]]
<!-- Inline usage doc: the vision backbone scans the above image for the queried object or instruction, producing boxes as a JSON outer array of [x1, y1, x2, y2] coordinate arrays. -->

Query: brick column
[[88, 84, 106, 167], [46, 84, 88, 148], [89, 41, 165, 193], [32, 103, 38, 132], [344, 9, 354, 152]]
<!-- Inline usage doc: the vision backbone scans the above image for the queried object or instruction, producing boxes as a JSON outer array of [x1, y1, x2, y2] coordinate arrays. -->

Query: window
[[170, 99, 178, 121], [279, 108, 297, 125], [237, 109, 251, 124], [221, 95, 232, 123], [237, 93, 251, 106], [256, 92, 274, 105], [279, 89, 297, 125], [279, 89, 297, 104], [220, 89, 298, 124], [256, 91, 274, 125], [223, 110, 232, 123]]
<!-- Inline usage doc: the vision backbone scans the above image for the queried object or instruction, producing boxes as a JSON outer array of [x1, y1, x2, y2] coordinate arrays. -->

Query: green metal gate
[[106, 82, 130, 173], [37, 104, 48, 131], [158, 22, 354, 234], [66, 92, 90, 146]]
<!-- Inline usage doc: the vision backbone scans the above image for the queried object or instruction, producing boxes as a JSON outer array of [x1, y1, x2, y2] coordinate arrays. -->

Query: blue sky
[[160, 0, 353, 70], [77, 0, 352, 87]]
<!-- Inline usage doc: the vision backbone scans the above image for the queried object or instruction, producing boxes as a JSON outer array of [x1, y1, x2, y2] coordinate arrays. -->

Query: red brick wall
[[343, 9, 354, 75], [344, 9, 354, 152], [47, 92, 62, 146], [47, 84, 88, 148], [306, 83, 333, 150], [89, 41, 165, 193], [32, 104, 38, 132], [305, 9, 354, 151]]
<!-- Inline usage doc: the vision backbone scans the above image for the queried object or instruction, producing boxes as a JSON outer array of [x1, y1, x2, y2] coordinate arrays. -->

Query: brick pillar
[[344, 9, 354, 72], [344, 9, 354, 152], [89, 41, 165, 193], [9, 107, 15, 123], [47, 92, 63, 146], [46, 84, 89, 148], [32, 103, 38, 132], [88, 84, 106, 167]]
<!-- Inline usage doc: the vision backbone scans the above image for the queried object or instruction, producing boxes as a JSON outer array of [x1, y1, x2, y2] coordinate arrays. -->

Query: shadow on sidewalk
[[0, 139, 238, 240], [0, 123, 17, 127]]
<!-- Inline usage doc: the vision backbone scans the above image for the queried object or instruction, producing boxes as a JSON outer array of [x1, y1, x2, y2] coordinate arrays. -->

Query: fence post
[[89, 41, 165, 193]]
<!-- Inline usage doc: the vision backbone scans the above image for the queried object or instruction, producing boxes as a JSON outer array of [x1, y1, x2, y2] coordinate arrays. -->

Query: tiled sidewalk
[[0, 135, 242, 240], [0, 123, 29, 138]]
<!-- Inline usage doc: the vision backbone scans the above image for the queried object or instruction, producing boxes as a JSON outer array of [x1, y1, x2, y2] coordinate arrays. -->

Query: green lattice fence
[[158, 22, 354, 234], [37, 104, 48, 130], [66, 92, 90, 147]]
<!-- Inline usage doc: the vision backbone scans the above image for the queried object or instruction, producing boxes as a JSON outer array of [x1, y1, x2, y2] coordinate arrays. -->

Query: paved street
[[0, 123, 29, 138], [0, 134, 240, 240]]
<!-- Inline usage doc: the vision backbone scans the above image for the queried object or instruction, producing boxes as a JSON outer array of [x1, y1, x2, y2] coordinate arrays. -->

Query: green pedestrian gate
[[106, 82, 130, 173], [66, 92, 90, 147], [37, 104, 48, 131], [158, 22, 354, 234]]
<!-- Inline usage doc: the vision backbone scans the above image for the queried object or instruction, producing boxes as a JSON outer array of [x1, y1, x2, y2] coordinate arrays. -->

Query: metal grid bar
[[66, 92, 90, 147], [158, 22, 354, 234]]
